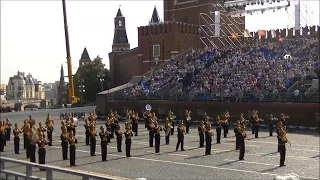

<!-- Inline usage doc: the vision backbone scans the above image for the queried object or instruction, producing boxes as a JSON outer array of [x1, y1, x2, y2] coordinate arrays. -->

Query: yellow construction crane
[[62, 0, 78, 104]]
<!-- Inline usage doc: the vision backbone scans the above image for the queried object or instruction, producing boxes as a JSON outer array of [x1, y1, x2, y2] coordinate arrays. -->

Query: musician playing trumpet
[[278, 125, 290, 167], [89, 120, 97, 156], [238, 123, 247, 160], [223, 111, 230, 138], [176, 121, 185, 151], [164, 117, 172, 145], [154, 121, 162, 153], [131, 111, 139, 136], [205, 124, 214, 155], [99, 126, 108, 162], [46, 113, 54, 146], [198, 120, 206, 148], [253, 111, 263, 138], [184, 110, 192, 134], [124, 122, 133, 157]]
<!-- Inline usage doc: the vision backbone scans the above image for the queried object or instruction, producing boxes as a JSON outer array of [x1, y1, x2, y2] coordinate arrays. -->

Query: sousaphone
[[146, 104, 152, 111]]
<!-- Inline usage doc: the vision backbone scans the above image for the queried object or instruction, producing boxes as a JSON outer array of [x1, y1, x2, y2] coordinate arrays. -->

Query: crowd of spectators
[[120, 37, 319, 100], [0, 106, 13, 113]]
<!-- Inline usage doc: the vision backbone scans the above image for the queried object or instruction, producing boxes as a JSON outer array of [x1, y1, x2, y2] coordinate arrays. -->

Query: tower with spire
[[112, 7, 130, 52], [79, 47, 91, 67], [149, 6, 160, 25], [59, 64, 65, 86]]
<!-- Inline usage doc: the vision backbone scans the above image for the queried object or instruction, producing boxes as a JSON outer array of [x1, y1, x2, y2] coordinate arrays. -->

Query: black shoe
[[239, 158, 244, 160], [181, 149, 185, 151], [280, 164, 286, 167]]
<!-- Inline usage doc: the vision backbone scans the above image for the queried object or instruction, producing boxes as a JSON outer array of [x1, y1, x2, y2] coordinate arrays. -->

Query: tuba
[[146, 104, 152, 111]]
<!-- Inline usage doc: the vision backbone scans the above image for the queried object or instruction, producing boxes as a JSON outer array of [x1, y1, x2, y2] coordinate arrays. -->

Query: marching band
[[0, 107, 292, 168]]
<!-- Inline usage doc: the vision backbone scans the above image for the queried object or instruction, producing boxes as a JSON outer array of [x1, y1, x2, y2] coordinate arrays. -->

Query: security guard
[[99, 126, 108, 162], [13, 123, 22, 154], [124, 122, 133, 157]]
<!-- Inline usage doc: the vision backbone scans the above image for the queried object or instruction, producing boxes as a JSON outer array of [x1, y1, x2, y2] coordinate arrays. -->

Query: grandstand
[[100, 27, 319, 104]]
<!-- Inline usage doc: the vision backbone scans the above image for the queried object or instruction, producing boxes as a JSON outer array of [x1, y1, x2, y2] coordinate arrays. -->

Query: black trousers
[[101, 141, 107, 161], [155, 134, 160, 153], [269, 125, 273, 136], [176, 136, 184, 150], [90, 137, 96, 156], [239, 140, 245, 160], [4, 133, 6, 146], [205, 140, 212, 155], [216, 128, 221, 144], [165, 134, 170, 145], [186, 122, 190, 134], [14, 136, 20, 154], [149, 132, 154, 147], [47, 130, 53, 146], [70, 145, 76, 166], [171, 123, 174, 135], [125, 139, 131, 157], [117, 137, 122, 152], [133, 123, 138, 136], [223, 125, 229, 138], [6, 128, 11, 141], [235, 135, 240, 150], [29, 144, 36, 163], [0, 134, 4, 152], [26, 139, 30, 158], [85, 131, 90, 145], [277, 138, 280, 152], [199, 133, 204, 147], [279, 145, 286, 166], [254, 125, 260, 138], [110, 127, 115, 138], [252, 125, 255, 134], [62, 141, 68, 160], [38, 148, 46, 165], [23, 133, 28, 149]]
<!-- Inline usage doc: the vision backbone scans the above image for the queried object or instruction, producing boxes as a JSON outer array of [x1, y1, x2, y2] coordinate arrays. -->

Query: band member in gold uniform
[[28, 129, 37, 163], [223, 111, 230, 138], [13, 123, 22, 154], [99, 126, 108, 162], [198, 120, 205, 148], [84, 120, 90, 145], [22, 120, 30, 150], [115, 124, 123, 152], [37, 122, 46, 139], [266, 113, 275, 136], [278, 124, 290, 167], [0, 121, 6, 152], [176, 121, 185, 151], [234, 119, 240, 150], [124, 122, 133, 157], [89, 120, 97, 156], [37, 131, 47, 171], [68, 131, 78, 166], [184, 110, 191, 134], [148, 113, 156, 147], [60, 125, 69, 160], [169, 111, 175, 135], [131, 111, 139, 136], [238, 124, 247, 160], [45, 113, 54, 146], [205, 124, 213, 155], [253, 111, 262, 138], [5, 119, 12, 141], [154, 121, 162, 153], [164, 117, 172, 145], [215, 116, 222, 144]]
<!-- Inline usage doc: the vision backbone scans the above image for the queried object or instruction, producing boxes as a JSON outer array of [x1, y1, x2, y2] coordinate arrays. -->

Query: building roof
[[116, 8, 123, 17], [150, 6, 160, 24], [80, 47, 91, 60], [113, 29, 129, 44]]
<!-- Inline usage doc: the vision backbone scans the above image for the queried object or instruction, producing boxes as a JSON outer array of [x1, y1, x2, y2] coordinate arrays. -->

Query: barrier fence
[[0, 157, 129, 180]]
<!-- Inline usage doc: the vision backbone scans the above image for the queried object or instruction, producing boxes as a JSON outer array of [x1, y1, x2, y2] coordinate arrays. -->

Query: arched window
[[119, 20, 122, 27]]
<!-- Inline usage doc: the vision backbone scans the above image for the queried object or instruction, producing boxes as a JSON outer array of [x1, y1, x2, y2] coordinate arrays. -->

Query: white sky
[[1, 0, 319, 84]]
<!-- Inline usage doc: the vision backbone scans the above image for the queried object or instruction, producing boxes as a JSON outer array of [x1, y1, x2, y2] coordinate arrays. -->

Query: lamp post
[[78, 79, 85, 105], [97, 74, 105, 92]]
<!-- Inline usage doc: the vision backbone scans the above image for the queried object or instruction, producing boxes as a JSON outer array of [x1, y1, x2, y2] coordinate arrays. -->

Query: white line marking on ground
[[224, 159, 278, 167], [168, 153, 189, 157]]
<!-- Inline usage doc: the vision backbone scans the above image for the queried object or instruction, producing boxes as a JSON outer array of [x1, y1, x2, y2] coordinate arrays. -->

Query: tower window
[[119, 20, 122, 26]]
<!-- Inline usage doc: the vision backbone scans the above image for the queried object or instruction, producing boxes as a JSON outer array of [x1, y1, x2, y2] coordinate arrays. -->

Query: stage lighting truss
[[224, 0, 291, 17]]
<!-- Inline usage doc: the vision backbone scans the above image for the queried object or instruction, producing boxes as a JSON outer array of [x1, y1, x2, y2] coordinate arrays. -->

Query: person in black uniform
[[148, 114, 156, 147], [184, 110, 192, 134], [176, 121, 185, 151], [222, 111, 230, 138], [131, 112, 139, 136], [205, 125, 213, 155], [276, 121, 283, 152], [0, 121, 6, 152], [5, 119, 12, 141], [164, 118, 172, 145], [238, 124, 247, 160], [253, 111, 262, 138], [84, 120, 90, 145], [89, 121, 97, 156], [68, 131, 78, 166], [61, 126, 69, 160], [13, 123, 22, 154], [22, 120, 30, 150], [115, 124, 123, 152], [215, 116, 222, 144], [99, 126, 108, 162], [267, 113, 275, 136], [37, 131, 47, 171], [278, 126, 289, 167], [250, 111, 255, 134], [154, 121, 162, 153], [144, 110, 151, 128], [198, 120, 205, 148], [28, 130, 37, 163], [234, 122, 240, 150], [45, 113, 54, 146], [124, 122, 133, 157]]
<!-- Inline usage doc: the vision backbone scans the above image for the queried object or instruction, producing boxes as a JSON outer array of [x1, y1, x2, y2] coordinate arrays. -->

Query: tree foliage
[[73, 56, 112, 102]]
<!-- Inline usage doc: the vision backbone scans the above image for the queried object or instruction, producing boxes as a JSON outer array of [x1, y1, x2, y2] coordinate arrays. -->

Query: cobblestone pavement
[[1, 107, 319, 180]]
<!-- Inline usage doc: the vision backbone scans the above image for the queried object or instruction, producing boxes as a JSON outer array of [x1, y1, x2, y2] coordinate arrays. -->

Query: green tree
[[73, 55, 112, 103]]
